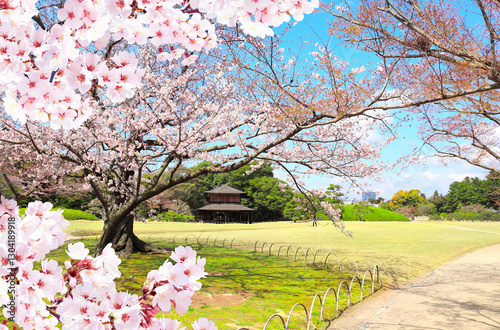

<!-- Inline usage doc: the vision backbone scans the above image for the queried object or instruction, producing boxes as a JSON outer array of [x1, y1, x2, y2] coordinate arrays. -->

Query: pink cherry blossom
[[58, 4, 84, 30], [192, 318, 217, 330], [66, 242, 90, 260], [0, 0, 318, 129], [171, 246, 197, 264], [152, 283, 176, 312], [0, 196, 17, 215], [2, 194, 214, 328], [151, 318, 185, 330]]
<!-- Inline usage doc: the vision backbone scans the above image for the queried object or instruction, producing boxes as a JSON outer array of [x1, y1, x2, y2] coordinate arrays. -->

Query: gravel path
[[329, 243, 500, 329]]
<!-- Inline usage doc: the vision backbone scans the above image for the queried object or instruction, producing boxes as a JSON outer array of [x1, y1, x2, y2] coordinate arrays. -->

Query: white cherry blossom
[[66, 242, 90, 260]]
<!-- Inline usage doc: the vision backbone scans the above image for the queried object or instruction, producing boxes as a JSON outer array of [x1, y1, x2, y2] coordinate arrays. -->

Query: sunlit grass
[[68, 220, 500, 285], [5, 220, 500, 329], [45, 238, 367, 329]]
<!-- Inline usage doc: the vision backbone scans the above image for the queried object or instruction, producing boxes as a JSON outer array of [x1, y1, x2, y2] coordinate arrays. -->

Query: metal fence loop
[[285, 303, 309, 330], [172, 234, 185, 244], [263, 314, 286, 330], [324, 252, 341, 272], [268, 243, 276, 256], [143, 234, 381, 329]]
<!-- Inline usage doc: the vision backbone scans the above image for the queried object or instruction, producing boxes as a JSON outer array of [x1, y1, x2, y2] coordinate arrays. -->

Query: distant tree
[[460, 204, 487, 214], [284, 192, 324, 221], [444, 177, 495, 213], [244, 177, 294, 221], [379, 202, 392, 210], [191, 161, 273, 190], [368, 197, 384, 204], [395, 206, 415, 219], [389, 189, 426, 210], [428, 190, 446, 214], [226, 162, 274, 191], [486, 170, 500, 208], [325, 184, 344, 206], [417, 204, 433, 216]]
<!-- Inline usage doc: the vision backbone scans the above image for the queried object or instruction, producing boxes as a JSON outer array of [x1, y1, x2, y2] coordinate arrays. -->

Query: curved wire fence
[[233, 265, 380, 330], [160, 233, 372, 276], [145, 233, 381, 329], [69, 231, 382, 329]]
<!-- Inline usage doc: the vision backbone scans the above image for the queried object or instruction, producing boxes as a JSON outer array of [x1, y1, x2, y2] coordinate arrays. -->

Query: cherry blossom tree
[[326, 0, 500, 171], [0, 38, 394, 255], [0, 0, 400, 257], [0, 0, 397, 328]]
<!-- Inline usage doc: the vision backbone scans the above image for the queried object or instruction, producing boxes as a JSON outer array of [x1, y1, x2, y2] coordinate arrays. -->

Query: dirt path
[[329, 243, 500, 329], [439, 224, 500, 236], [64, 235, 86, 242]]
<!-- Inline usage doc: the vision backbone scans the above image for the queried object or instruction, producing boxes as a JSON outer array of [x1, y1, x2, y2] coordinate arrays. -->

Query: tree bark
[[95, 214, 170, 258]]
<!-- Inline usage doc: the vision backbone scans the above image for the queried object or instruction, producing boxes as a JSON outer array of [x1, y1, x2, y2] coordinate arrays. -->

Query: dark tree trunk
[[95, 214, 169, 258]]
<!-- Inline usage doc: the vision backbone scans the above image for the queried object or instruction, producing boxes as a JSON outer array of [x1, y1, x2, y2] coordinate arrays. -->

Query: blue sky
[[298, 142, 490, 201], [273, 10, 491, 201]]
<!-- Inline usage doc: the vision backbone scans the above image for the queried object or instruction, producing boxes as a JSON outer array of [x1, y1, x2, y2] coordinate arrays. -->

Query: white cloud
[[298, 160, 490, 201], [448, 173, 479, 182], [423, 171, 439, 181]]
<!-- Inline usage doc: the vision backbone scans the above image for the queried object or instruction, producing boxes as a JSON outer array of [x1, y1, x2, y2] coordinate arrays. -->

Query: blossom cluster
[[0, 0, 318, 129], [0, 196, 215, 329]]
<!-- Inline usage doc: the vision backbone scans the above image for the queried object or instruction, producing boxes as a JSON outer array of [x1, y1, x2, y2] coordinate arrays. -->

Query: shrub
[[84, 198, 104, 218], [442, 211, 500, 221], [417, 204, 433, 216], [429, 214, 441, 220], [460, 204, 488, 213], [394, 206, 415, 218], [155, 211, 194, 222], [378, 202, 392, 210]]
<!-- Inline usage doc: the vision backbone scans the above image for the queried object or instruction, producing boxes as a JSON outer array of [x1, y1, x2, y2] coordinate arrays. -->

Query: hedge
[[430, 211, 500, 221], [153, 211, 194, 222], [19, 207, 100, 221]]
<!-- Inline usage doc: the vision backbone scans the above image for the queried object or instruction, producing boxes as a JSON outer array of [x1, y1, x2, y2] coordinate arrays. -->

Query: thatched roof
[[197, 203, 254, 211], [205, 184, 245, 195]]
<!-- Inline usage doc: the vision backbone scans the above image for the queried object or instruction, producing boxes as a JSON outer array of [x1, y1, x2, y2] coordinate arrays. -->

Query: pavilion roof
[[205, 184, 246, 195], [197, 203, 254, 211]]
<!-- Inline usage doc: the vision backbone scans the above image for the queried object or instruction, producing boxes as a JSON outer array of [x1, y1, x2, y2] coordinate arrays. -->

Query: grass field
[[68, 220, 500, 286], [6, 219, 500, 329], [44, 236, 370, 329], [5, 219, 500, 329]]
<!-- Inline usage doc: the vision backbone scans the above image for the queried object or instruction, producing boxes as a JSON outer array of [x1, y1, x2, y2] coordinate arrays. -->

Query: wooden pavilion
[[196, 184, 254, 223]]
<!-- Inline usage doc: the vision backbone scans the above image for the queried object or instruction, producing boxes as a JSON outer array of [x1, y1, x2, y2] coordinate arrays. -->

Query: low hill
[[341, 204, 410, 222]]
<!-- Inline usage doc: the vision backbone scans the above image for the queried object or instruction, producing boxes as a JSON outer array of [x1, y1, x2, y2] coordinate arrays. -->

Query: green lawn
[[6, 219, 500, 329], [69, 220, 500, 286], [43, 237, 371, 329]]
